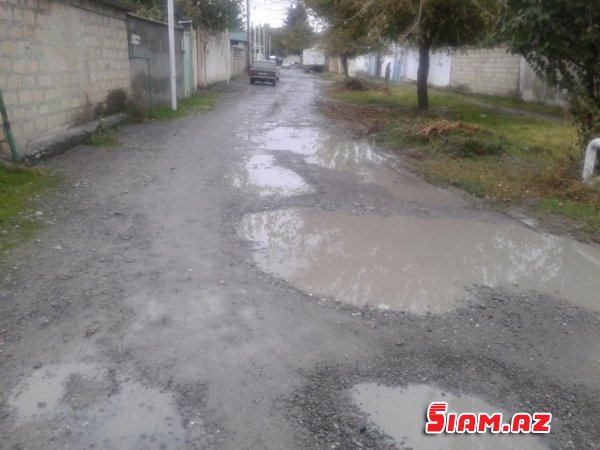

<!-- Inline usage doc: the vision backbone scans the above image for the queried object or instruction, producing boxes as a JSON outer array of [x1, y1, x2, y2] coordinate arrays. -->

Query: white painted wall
[[402, 48, 451, 86], [349, 55, 369, 77], [197, 30, 230, 86]]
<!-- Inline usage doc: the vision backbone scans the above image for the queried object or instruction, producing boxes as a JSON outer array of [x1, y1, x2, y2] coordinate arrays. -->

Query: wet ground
[[1, 70, 599, 449]]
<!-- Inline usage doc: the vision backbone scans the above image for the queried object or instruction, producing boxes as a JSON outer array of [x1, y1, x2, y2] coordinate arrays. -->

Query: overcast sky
[[250, 0, 292, 28]]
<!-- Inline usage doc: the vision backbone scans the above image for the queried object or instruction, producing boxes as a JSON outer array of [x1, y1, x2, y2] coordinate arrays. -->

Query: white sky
[[250, 0, 292, 28]]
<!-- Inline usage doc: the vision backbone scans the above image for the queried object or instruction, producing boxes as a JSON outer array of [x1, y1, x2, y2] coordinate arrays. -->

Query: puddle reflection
[[238, 208, 600, 313], [251, 127, 325, 155], [232, 154, 312, 197], [9, 363, 186, 449]]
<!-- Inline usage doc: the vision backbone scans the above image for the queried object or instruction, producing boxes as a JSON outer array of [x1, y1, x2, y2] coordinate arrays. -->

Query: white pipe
[[583, 138, 600, 183], [167, 0, 177, 111]]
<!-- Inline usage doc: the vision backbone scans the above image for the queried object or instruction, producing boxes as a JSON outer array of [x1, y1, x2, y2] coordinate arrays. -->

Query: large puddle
[[9, 363, 186, 449], [232, 153, 313, 197], [353, 383, 548, 449], [238, 208, 600, 313]]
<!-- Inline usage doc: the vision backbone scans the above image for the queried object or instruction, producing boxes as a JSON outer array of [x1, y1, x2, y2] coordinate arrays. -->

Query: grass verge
[[0, 165, 61, 251], [325, 81, 599, 239], [145, 91, 216, 121]]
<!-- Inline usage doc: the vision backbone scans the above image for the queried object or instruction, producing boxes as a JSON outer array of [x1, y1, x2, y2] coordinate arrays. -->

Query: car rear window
[[253, 61, 275, 70]]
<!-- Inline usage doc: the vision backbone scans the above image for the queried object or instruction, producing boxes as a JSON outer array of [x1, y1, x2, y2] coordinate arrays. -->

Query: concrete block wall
[[450, 47, 521, 97], [230, 45, 246, 77], [0, 0, 131, 157]]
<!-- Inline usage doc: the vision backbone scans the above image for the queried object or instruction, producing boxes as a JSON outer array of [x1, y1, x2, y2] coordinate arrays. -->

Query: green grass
[[538, 198, 600, 232], [87, 128, 119, 147], [0, 165, 61, 251], [463, 91, 565, 116], [328, 82, 599, 238], [148, 92, 216, 120]]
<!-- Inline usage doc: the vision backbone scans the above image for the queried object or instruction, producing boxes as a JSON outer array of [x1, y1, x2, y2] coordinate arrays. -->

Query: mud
[[305, 138, 468, 208]]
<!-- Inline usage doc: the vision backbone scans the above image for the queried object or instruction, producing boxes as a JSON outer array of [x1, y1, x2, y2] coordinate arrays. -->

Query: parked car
[[281, 60, 291, 69], [250, 60, 278, 86]]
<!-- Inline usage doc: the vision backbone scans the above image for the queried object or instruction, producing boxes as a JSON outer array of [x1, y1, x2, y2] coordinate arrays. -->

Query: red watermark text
[[425, 402, 552, 434]]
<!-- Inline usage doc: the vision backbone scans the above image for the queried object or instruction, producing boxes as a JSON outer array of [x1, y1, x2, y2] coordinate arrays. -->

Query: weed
[[87, 129, 118, 147], [0, 165, 61, 251], [416, 120, 482, 139], [148, 93, 215, 121]]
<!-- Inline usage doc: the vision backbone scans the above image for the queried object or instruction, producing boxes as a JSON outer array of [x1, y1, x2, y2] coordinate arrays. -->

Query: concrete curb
[[21, 113, 128, 165]]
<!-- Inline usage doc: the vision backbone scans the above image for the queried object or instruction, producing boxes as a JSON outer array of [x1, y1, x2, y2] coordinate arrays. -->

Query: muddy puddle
[[238, 208, 600, 313], [232, 153, 313, 197], [9, 362, 186, 449], [353, 383, 548, 449]]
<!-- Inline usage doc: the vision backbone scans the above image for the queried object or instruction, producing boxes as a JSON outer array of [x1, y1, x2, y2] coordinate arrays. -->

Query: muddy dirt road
[[1, 70, 600, 449]]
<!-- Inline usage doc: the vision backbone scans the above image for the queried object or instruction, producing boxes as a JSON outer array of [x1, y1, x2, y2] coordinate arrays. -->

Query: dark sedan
[[250, 60, 278, 86]]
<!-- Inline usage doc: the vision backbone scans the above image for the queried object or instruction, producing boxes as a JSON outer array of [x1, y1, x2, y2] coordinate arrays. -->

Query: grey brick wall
[[0, 0, 130, 156], [230, 45, 246, 76], [450, 47, 521, 97]]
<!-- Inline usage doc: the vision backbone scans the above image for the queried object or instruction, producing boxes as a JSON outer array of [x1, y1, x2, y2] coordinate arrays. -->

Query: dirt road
[[1, 70, 599, 449]]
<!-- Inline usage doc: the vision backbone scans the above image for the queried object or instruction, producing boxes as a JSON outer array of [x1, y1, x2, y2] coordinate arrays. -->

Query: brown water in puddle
[[353, 383, 548, 449], [9, 363, 186, 449], [239, 208, 600, 313], [232, 154, 312, 197]]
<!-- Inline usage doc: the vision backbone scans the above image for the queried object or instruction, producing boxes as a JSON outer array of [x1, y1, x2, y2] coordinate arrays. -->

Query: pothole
[[239, 208, 600, 313]]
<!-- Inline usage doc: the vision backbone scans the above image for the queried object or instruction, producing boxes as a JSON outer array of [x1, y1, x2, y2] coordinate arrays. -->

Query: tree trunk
[[341, 55, 349, 78], [417, 42, 430, 111]]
